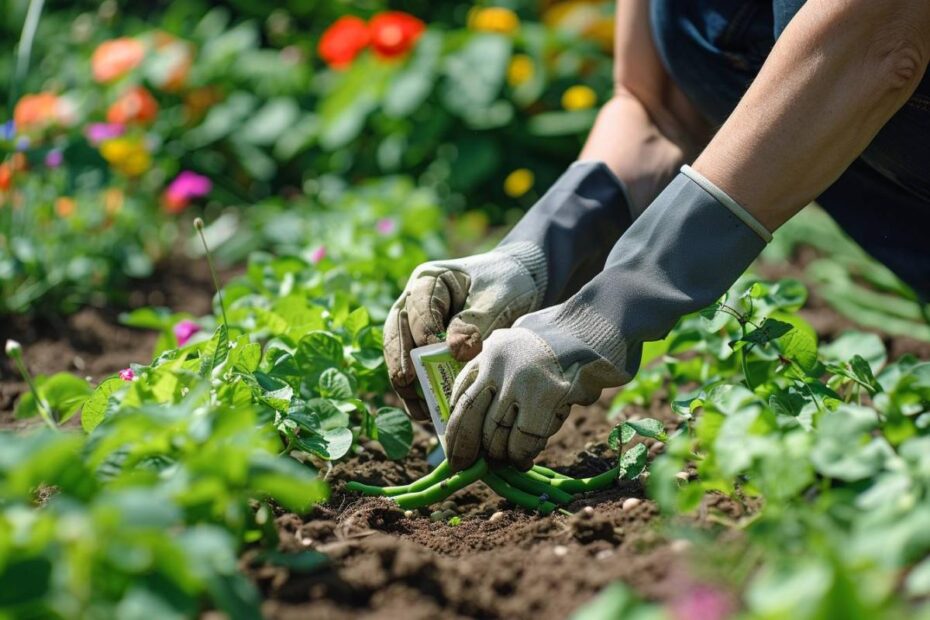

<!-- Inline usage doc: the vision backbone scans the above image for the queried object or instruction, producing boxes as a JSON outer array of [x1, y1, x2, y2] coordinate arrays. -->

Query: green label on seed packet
[[410, 343, 464, 448]]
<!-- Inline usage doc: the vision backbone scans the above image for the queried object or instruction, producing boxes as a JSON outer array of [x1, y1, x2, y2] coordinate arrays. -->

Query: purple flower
[[1, 121, 14, 140], [173, 319, 202, 347], [14, 136, 30, 151], [119, 368, 136, 382], [309, 245, 326, 264], [45, 149, 63, 168], [669, 585, 736, 620], [376, 217, 397, 235], [85, 122, 125, 146]]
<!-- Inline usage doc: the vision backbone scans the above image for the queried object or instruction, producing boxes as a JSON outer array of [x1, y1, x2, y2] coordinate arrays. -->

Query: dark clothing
[[650, 0, 930, 298]]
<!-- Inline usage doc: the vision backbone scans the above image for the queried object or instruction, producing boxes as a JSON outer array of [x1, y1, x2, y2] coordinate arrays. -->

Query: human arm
[[443, 0, 930, 470]]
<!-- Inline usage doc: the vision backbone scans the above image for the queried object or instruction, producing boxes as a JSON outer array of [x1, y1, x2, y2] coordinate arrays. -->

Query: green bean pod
[[391, 459, 489, 510], [496, 467, 575, 505], [525, 464, 622, 494], [531, 465, 572, 480], [345, 460, 452, 497], [482, 471, 557, 515]]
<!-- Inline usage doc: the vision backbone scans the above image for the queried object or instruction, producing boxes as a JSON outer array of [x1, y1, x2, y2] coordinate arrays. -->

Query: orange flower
[[0, 163, 12, 192], [92, 38, 145, 83], [107, 86, 159, 125], [369, 12, 425, 59], [318, 16, 370, 69], [13, 93, 60, 132], [55, 197, 77, 217]]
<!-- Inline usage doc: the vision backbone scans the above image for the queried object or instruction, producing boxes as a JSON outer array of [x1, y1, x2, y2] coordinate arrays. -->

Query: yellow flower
[[100, 138, 151, 177], [561, 84, 597, 111], [55, 196, 76, 218], [468, 7, 520, 35], [503, 168, 534, 198], [507, 54, 535, 87]]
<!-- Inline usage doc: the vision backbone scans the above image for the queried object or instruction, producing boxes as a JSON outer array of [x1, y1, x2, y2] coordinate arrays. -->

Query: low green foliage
[[612, 276, 930, 618]]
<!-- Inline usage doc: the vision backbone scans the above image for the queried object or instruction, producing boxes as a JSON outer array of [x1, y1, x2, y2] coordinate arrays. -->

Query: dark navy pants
[[651, 0, 930, 297]]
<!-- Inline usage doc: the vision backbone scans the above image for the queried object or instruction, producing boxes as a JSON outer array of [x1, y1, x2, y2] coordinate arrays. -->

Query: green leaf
[[16, 373, 92, 423], [608, 424, 636, 451], [297, 331, 344, 371], [742, 318, 794, 347], [318, 368, 354, 400], [119, 307, 175, 330], [849, 354, 883, 395], [342, 307, 370, 339], [82, 377, 126, 432], [230, 342, 262, 373], [618, 443, 649, 480], [373, 407, 413, 460], [261, 386, 293, 412], [773, 313, 819, 373], [199, 325, 230, 377], [295, 427, 353, 460], [623, 419, 667, 442]]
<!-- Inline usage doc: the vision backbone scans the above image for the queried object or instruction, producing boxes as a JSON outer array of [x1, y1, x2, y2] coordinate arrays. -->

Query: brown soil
[[0, 255, 217, 424], [2, 246, 928, 619], [255, 397, 718, 620]]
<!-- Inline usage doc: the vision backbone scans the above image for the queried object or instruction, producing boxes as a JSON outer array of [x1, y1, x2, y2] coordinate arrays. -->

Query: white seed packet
[[410, 342, 465, 451]]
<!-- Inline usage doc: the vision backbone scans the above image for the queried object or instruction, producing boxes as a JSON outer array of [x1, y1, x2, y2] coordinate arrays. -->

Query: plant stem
[[194, 218, 229, 331], [5, 340, 56, 430], [8, 0, 45, 118]]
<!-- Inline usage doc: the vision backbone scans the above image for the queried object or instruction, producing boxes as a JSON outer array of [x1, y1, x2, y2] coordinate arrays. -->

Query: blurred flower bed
[[0, 0, 615, 315]]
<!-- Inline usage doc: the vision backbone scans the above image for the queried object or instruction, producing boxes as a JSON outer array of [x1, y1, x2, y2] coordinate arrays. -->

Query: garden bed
[[2, 248, 928, 619]]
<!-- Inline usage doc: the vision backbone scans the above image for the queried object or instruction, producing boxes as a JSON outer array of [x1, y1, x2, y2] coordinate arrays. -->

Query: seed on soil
[[622, 498, 642, 511], [404, 510, 414, 519], [489, 511, 505, 523], [553, 545, 568, 557], [595, 549, 614, 561], [675, 471, 691, 482], [581, 506, 595, 518]]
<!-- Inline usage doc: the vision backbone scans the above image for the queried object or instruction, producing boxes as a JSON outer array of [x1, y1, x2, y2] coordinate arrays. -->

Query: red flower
[[318, 16, 370, 69], [107, 86, 159, 125], [369, 12, 425, 59]]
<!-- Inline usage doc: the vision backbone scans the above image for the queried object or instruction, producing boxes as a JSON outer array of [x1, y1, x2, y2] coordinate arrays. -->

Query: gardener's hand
[[383, 162, 632, 421], [383, 243, 548, 420], [443, 311, 626, 471]]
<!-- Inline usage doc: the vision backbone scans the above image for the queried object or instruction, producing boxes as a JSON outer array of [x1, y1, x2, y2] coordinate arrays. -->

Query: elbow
[[871, 36, 927, 92]]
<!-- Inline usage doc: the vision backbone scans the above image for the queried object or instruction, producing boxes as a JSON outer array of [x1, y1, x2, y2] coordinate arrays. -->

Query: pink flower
[[119, 368, 136, 382], [376, 217, 397, 235], [669, 585, 736, 620], [309, 245, 326, 264], [164, 171, 212, 214], [85, 122, 125, 146], [173, 320, 201, 346]]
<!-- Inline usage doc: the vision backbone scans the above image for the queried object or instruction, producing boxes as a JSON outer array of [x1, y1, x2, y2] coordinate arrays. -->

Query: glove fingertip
[[447, 318, 483, 362]]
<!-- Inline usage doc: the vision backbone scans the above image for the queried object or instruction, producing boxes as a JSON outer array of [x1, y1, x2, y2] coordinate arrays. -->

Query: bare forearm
[[694, 0, 930, 231], [580, 0, 710, 214]]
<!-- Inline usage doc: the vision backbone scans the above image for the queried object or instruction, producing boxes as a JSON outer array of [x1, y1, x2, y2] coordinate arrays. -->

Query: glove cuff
[[495, 240, 549, 309]]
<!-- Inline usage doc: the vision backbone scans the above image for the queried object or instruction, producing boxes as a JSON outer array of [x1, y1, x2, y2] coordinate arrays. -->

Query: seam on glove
[[496, 241, 548, 309], [680, 165, 773, 243], [552, 297, 628, 369]]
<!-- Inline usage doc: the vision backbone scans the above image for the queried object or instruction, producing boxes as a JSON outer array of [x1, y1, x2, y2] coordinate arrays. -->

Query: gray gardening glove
[[384, 162, 632, 420], [444, 166, 773, 470]]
